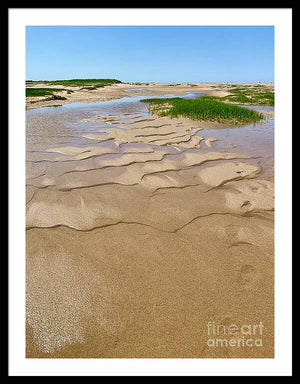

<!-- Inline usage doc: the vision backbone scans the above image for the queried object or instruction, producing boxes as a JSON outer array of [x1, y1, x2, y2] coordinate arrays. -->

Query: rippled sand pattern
[[26, 98, 274, 358]]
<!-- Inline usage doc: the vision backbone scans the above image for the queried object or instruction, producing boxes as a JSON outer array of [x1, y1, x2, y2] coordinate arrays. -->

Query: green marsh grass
[[26, 78, 121, 87], [140, 96, 264, 124], [223, 85, 274, 106], [25, 88, 67, 97]]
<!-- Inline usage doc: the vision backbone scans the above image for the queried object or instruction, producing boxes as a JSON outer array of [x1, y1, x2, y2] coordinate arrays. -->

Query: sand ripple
[[26, 105, 274, 358]]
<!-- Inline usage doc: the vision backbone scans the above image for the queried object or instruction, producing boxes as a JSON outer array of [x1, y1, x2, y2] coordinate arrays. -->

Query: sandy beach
[[26, 84, 274, 358], [25, 82, 274, 110]]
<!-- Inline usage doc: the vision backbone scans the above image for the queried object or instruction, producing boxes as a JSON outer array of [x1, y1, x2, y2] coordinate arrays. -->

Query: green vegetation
[[26, 78, 122, 98], [130, 82, 150, 86], [49, 94, 67, 100], [205, 84, 274, 106], [25, 88, 68, 102], [167, 83, 182, 86], [80, 86, 98, 91], [221, 84, 274, 106], [26, 78, 121, 87], [25, 88, 68, 97], [140, 96, 264, 124]]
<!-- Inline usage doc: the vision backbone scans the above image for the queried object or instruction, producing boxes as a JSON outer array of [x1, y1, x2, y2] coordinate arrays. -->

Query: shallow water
[[26, 92, 203, 149], [26, 92, 274, 178], [124, 88, 150, 93], [26, 92, 274, 358], [196, 106, 274, 179]]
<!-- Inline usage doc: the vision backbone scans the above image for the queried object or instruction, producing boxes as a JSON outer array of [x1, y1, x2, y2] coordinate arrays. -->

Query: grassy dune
[[25, 88, 71, 97], [222, 84, 274, 106], [224, 89, 274, 106], [140, 96, 264, 124], [26, 78, 121, 88], [26, 79, 122, 97]]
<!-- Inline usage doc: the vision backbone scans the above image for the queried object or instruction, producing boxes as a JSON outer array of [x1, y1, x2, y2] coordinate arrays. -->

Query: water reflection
[[26, 93, 274, 180], [26, 92, 204, 150]]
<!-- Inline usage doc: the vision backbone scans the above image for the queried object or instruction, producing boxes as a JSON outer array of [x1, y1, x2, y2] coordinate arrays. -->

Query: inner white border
[[9, 8, 292, 376]]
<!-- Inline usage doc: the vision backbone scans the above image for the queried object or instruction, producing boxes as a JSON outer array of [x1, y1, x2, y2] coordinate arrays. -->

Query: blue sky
[[26, 26, 274, 83]]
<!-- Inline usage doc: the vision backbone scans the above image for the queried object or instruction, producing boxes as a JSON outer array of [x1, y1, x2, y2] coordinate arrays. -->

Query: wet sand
[[26, 82, 273, 110], [26, 88, 274, 358]]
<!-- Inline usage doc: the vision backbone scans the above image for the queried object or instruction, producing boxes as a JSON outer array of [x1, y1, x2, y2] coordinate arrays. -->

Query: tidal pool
[[26, 93, 273, 179]]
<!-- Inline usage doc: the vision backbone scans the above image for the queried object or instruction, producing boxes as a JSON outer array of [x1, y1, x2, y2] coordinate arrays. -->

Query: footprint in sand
[[236, 264, 258, 288], [240, 200, 252, 210]]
